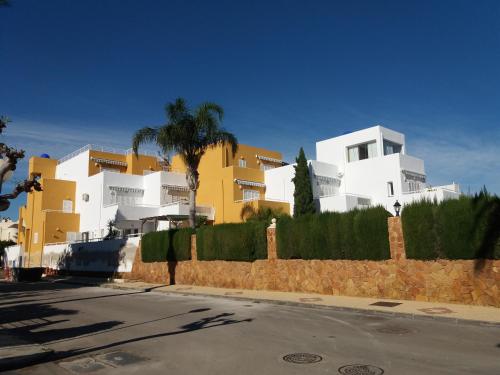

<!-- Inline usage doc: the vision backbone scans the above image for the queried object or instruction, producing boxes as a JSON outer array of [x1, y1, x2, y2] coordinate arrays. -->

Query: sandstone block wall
[[129, 225, 500, 307]]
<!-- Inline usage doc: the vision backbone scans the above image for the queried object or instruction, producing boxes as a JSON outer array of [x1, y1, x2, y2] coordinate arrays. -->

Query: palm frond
[[165, 98, 189, 123], [132, 127, 158, 156], [209, 130, 238, 155]]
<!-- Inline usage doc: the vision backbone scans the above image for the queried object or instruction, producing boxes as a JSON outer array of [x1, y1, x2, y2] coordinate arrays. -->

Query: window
[[62, 200, 73, 213], [357, 197, 371, 207], [243, 189, 259, 201], [408, 181, 420, 192], [316, 175, 340, 197], [33, 232, 38, 244], [81, 232, 89, 242], [238, 159, 247, 168], [387, 182, 394, 197], [108, 187, 144, 206], [260, 163, 275, 171], [225, 149, 230, 167], [347, 141, 377, 162], [383, 139, 402, 155]]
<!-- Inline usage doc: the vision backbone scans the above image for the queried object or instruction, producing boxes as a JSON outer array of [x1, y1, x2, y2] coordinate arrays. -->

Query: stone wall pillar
[[388, 216, 406, 261], [267, 219, 277, 260], [190, 234, 197, 262]]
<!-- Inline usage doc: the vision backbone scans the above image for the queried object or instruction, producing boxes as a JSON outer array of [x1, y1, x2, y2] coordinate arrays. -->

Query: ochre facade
[[171, 144, 290, 224]]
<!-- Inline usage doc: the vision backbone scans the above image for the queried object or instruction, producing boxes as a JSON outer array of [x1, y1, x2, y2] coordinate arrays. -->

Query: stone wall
[[129, 219, 500, 307]]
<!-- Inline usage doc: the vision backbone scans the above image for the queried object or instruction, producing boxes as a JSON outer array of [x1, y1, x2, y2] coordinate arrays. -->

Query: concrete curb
[[92, 282, 500, 328], [0, 341, 54, 371]]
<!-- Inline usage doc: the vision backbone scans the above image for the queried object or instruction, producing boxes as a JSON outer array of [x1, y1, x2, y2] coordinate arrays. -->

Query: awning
[[234, 179, 266, 188], [315, 175, 342, 187], [402, 170, 426, 183], [140, 215, 189, 222], [91, 157, 128, 167], [109, 186, 144, 194], [162, 184, 189, 192], [255, 154, 286, 165]]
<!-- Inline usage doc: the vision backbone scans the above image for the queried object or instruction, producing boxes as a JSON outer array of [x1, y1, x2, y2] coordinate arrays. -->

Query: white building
[[265, 125, 460, 214], [0, 218, 18, 242]]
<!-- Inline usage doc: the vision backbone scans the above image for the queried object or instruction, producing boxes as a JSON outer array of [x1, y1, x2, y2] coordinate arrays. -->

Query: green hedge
[[196, 221, 267, 261], [141, 228, 194, 262], [402, 195, 500, 260], [276, 206, 391, 260]]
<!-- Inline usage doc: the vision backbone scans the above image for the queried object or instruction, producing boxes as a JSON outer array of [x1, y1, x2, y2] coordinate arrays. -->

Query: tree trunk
[[186, 168, 199, 229]]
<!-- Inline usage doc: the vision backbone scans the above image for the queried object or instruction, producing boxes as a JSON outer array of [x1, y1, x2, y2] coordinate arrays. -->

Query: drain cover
[[338, 364, 384, 374], [95, 351, 146, 367], [58, 357, 109, 374], [283, 353, 322, 364], [370, 301, 401, 307], [376, 326, 411, 335]]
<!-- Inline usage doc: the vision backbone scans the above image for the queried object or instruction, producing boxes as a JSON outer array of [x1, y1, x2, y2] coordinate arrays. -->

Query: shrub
[[196, 221, 267, 261], [401, 200, 438, 260], [141, 228, 194, 262], [402, 195, 500, 260], [277, 206, 391, 260]]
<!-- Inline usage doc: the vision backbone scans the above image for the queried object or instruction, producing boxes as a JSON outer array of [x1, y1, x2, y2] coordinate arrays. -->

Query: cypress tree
[[292, 147, 316, 217]]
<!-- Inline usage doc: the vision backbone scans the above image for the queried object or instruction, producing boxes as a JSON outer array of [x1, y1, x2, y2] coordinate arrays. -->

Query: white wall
[[309, 160, 340, 198], [264, 164, 295, 215], [41, 237, 139, 273], [4, 245, 22, 268], [78, 172, 105, 238]]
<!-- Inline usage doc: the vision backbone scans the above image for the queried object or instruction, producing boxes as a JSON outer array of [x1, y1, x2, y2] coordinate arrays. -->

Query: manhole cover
[[283, 353, 322, 364], [376, 326, 412, 335], [95, 351, 146, 366], [338, 364, 384, 374], [58, 357, 110, 374], [370, 301, 401, 307], [418, 307, 454, 315], [299, 297, 323, 302]]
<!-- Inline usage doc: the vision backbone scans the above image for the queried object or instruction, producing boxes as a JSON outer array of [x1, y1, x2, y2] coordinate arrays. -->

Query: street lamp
[[393, 200, 401, 217]]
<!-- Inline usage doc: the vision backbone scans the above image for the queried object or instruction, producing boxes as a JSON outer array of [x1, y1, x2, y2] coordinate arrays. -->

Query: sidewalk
[[86, 279, 500, 326], [0, 332, 53, 371]]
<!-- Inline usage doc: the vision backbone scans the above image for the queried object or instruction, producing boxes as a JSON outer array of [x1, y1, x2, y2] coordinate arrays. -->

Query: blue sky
[[1, 0, 499, 219]]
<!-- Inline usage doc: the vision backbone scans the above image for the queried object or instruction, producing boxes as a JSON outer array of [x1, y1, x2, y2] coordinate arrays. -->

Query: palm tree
[[133, 98, 238, 228]]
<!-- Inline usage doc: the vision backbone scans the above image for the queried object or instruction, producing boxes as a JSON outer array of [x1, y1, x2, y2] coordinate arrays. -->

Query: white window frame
[[387, 182, 394, 197], [238, 159, 247, 168], [62, 200, 73, 213], [347, 141, 377, 162], [242, 189, 259, 201]]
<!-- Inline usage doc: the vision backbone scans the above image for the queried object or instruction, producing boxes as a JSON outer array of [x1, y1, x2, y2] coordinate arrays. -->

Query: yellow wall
[[43, 211, 80, 244], [88, 150, 161, 176], [88, 150, 128, 176], [125, 153, 162, 175], [21, 171, 80, 267], [40, 179, 76, 211], [172, 144, 289, 224], [29, 157, 57, 179]]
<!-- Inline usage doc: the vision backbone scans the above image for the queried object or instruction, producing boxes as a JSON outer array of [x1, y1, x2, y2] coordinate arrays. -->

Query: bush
[[401, 200, 438, 260], [141, 228, 194, 262], [276, 206, 391, 260], [402, 195, 500, 260], [196, 221, 267, 261]]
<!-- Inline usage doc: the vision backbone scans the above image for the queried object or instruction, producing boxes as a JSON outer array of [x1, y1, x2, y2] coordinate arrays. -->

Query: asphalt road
[[1, 280, 499, 375]]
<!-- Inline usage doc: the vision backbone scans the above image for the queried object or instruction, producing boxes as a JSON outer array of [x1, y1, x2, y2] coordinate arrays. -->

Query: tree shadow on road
[[29, 311, 254, 368]]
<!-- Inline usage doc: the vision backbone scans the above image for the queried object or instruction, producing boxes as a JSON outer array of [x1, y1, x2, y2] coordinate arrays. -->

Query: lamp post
[[393, 200, 401, 217]]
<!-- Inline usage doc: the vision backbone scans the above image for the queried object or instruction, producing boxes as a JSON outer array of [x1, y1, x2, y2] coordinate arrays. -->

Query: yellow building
[[18, 147, 162, 267], [171, 144, 290, 224]]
